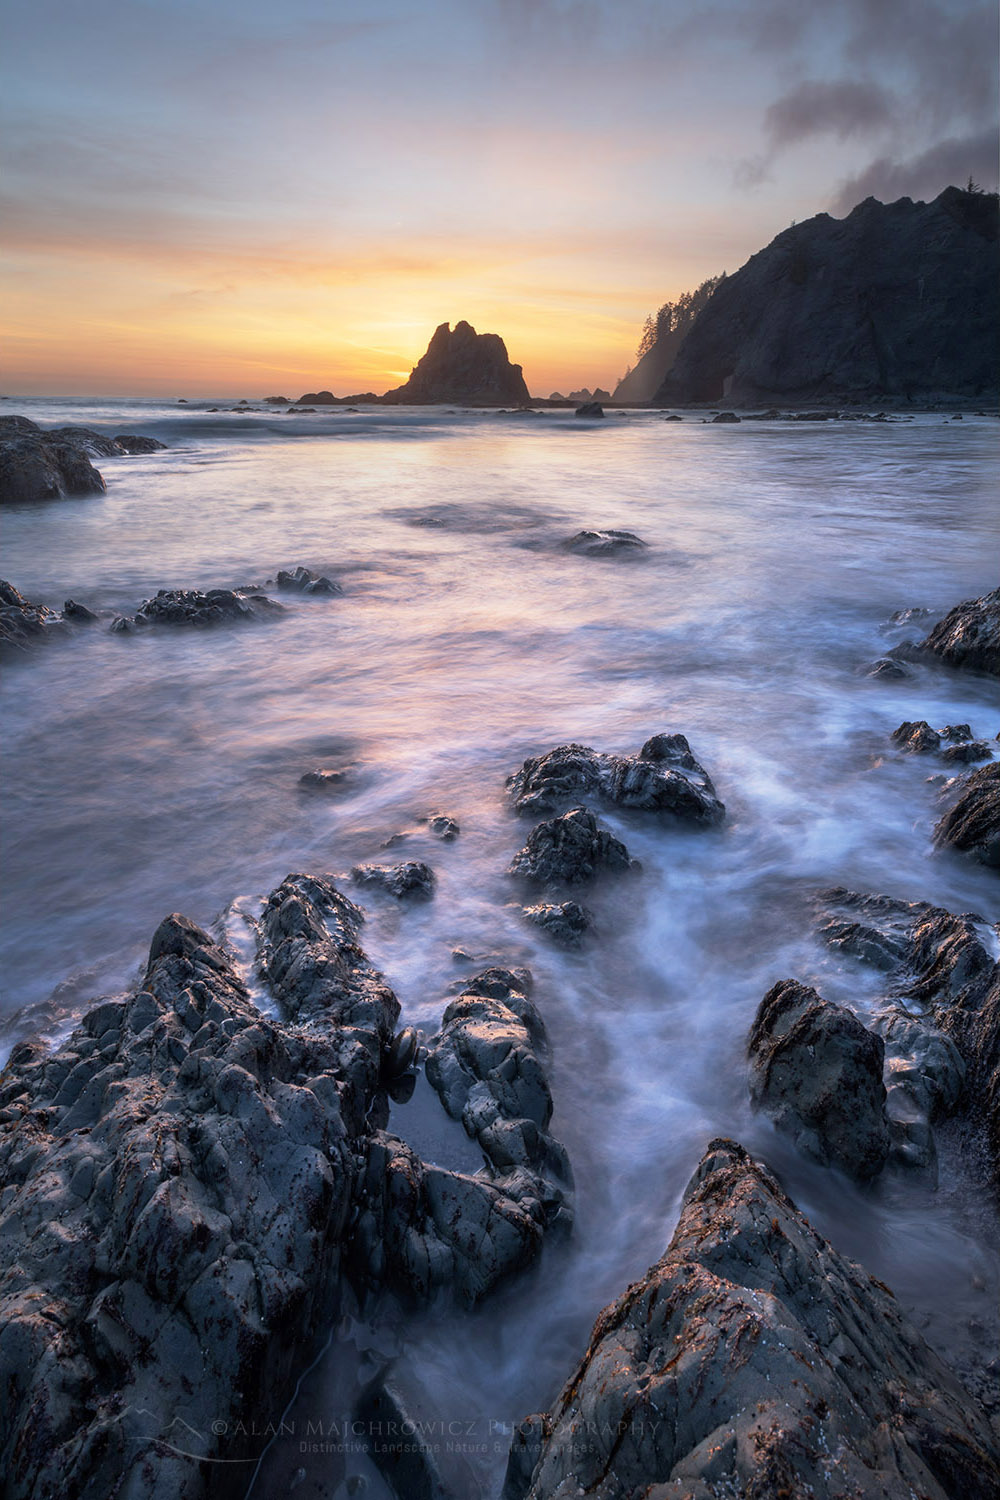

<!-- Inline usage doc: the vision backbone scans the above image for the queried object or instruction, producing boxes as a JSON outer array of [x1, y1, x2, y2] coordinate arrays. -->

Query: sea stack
[[381, 320, 530, 405], [653, 186, 1000, 405]]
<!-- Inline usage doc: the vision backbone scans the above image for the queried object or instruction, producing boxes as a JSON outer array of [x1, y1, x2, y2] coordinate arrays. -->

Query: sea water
[[1, 399, 998, 1496]]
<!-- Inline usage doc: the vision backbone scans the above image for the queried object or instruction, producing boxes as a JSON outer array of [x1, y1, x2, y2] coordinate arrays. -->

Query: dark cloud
[[831, 128, 1000, 213], [765, 80, 897, 145]]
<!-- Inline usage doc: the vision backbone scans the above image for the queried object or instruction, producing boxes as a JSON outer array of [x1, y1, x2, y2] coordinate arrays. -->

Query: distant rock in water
[[112, 587, 284, 632], [381, 320, 530, 405], [654, 186, 999, 404]]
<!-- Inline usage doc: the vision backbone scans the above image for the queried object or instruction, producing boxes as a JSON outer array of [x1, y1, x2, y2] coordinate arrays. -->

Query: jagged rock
[[508, 808, 636, 885], [351, 861, 436, 900], [892, 718, 942, 753], [119, 587, 284, 630], [918, 587, 1000, 676], [0, 579, 59, 654], [941, 739, 993, 764], [934, 761, 1000, 866], [747, 978, 890, 1179], [521, 901, 593, 945], [871, 1008, 966, 1170], [62, 599, 99, 622], [864, 654, 911, 678], [562, 529, 647, 556], [817, 889, 1000, 1184], [382, 321, 530, 405], [425, 813, 460, 841], [504, 1138, 1000, 1500], [506, 736, 724, 827], [654, 187, 1000, 404], [273, 566, 342, 595], [574, 402, 604, 417], [0, 901, 375, 1500]]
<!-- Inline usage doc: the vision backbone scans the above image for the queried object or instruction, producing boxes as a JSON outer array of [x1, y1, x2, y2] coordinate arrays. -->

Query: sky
[[1, 0, 997, 397]]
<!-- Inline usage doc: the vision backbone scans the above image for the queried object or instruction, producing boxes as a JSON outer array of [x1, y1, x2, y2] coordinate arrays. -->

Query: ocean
[[2, 397, 998, 1495]]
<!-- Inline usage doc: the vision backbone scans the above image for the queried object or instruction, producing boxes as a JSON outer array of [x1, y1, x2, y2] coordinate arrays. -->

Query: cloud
[[831, 128, 1000, 214], [765, 79, 897, 146]]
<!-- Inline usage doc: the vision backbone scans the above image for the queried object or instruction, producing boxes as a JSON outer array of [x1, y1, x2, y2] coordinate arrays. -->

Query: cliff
[[653, 186, 999, 405], [381, 320, 530, 405]]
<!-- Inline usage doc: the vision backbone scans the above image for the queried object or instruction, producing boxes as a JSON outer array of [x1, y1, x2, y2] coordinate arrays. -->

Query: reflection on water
[[2, 402, 998, 1495]]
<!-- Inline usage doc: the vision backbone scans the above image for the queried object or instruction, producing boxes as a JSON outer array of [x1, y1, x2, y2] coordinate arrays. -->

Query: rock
[[504, 1138, 1000, 1500], [654, 186, 999, 404], [864, 654, 911, 678], [817, 888, 1000, 1186], [62, 598, 99, 622], [747, 977, 890, 1179], [711, 410, 741, 422], [274, 565, 342, 595], [44, 425, 123, 457], [0, 431, 106, 504], [918, 587, 1000, 676], [298, 768, 350, 793], [425, 813, 460, 841], [351, 861, 436, 900], [574, 402, 604, 417], [123, 587, 284, 630], [382, 321, 530, 406], [934, 761, 1000, 866], [562, 529, 647, 556], [114, 434, 166, 453], [941, 739, 993, 764], [892, 719, 941, 753], [508, 808, 636, 885], [296, 390, 338, 404], [521, 901, 593, 944], [871, 1007, 966, 1170], [0, 579, 58, 654], [264, 395, 292, 404], [506, 736, 724, 827], [941, 722, 974, 741], [0, 897, 376, 1500]]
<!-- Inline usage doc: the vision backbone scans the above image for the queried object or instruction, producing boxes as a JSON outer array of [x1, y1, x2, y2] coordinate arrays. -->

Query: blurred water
[[2, 399, 998, 1496]]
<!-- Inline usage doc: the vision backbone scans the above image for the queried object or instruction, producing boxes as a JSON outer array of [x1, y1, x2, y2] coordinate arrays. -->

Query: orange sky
[[2, 1, 996, 398]]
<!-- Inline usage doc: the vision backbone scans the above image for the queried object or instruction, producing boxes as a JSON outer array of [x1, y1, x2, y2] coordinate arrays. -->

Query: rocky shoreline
[[1, 587, 998, 1498]]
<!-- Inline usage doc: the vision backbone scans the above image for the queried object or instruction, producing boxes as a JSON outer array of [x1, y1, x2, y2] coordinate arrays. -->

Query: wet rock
[[274, 565, 342, 596], [934, 761, 1000, 866], [351, 861, 436, 900], [123, 586, 284, 630], [864, 654, 911, 678], [0, 900, 372, 1500], [0, 579, 59, 654], [892, 718, 942, 753], [0, 430, 106, 503], [871, 1008, 966, 1171], [114, 434, 167, 453], [747, 977, 890, 1179], [299, 767, 350, 793], [507, 736, 724, 827], [941, 739, 993, 764], [941, 722, 974, 741], [504, 1138, 1000, 1500], [574, 402, 604, 417], [818, 888, 1000, 1185], [62, 598, 99, 622], [425, 813, 460, 841], [521, 900, 593, 944], [562, 529, 647, 556], [918, 586, 1000, 676], [508, 808, 636, 885], [711, 410, 741, 422]]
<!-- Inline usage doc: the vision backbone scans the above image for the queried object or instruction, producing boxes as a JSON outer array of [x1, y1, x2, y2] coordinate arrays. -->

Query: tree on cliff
[[636, 275, 726, 362]]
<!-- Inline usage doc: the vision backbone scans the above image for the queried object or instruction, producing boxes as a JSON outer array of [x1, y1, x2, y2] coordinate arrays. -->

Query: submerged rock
[[351, 861, 436, 900], [508, 807, 636, 885], [425, 812, 460, 841], [918, 586, 1000, 676], [299, 767, 350, 793], [818, 888, 1000, 1185], [506, 735, 724, 827], [504, 1138, 1000, 1500], [562, 529, 647, 556], [934, 761, 1000, 866], [114, 433, 167, 454], [747, 978, 891, 1179]]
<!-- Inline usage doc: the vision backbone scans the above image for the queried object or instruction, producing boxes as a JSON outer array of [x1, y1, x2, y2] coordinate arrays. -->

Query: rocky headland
[[653, 186, 999, 406]]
